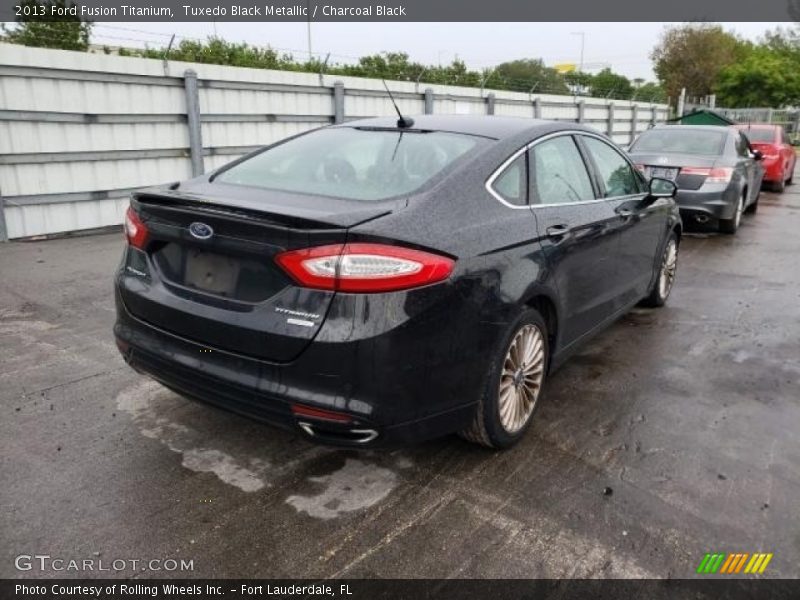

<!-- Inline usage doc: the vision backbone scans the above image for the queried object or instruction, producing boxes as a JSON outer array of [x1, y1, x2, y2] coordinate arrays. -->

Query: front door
[[578, 134, 664, 304], [528, 134, 623, 347]]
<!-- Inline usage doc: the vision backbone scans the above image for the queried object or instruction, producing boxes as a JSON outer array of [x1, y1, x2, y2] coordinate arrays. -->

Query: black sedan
[[114, 116, 681, 449], [628, 124, 764, 234]]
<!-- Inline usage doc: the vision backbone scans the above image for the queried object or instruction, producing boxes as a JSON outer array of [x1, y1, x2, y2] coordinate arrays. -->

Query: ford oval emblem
[[189, 222, 213, 240]]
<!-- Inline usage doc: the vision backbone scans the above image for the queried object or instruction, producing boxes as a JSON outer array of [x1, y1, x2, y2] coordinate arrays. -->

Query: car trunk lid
[[630, 154, 719, 190], [118, 184, 395, 362]]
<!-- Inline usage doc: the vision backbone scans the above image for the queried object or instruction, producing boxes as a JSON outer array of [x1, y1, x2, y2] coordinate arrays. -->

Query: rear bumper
[[760, 158, 786, 183], [113, 282, 492, 447], [674, 185, 740, 225]]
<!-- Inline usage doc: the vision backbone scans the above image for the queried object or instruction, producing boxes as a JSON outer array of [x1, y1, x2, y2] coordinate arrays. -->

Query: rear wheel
[[641, 233, 678, 308], [460, 309, 548, 449], [720, 192, 745, 234]]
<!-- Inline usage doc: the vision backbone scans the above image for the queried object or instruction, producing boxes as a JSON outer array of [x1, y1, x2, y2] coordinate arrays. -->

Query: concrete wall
[[0, 43, 670, 240]]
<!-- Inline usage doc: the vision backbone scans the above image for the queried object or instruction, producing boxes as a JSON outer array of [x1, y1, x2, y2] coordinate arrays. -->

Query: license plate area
[[184, 249, 241, 296], [647, 166, 679, 180]]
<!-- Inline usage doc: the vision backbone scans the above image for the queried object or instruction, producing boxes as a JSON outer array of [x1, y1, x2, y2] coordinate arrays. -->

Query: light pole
[[570, 31, 585, 73], [306, 1, 313, 61]]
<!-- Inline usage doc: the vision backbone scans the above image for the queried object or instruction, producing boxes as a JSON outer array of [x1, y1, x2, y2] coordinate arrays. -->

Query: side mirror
[[649, 177, 677, 198], [751, 149, 764, 161]]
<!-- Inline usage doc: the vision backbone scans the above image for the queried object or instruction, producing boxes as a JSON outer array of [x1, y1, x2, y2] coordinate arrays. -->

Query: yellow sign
[[553, 63, 576, 73]]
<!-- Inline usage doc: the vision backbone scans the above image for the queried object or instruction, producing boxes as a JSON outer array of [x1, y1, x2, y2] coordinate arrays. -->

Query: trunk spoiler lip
[[132, 185, 400, 230]]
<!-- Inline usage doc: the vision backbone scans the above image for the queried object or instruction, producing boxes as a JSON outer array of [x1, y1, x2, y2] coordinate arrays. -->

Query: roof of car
[[651, 124, 735, 133], [734, 123, 778, 129], [337, 115, 575, 140]]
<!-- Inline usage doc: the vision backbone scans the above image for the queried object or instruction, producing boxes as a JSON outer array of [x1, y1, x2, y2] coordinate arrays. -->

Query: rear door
[[578, 134, 659, 304], [528, 133, 623, 346]]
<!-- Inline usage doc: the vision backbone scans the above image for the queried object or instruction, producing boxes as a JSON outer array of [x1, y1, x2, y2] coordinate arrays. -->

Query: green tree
[[588, 68, 633, 98], [650, 24, 748, 100], [139, 37, 293, 70], [1, 0, 91, 51], [563, 70, 593, 95], [340, 51, 426, 81], [762, 26, 800, 63], [634, 82, 666, 102], [715, 47, 800, 107], [492, 59, 569, 94]]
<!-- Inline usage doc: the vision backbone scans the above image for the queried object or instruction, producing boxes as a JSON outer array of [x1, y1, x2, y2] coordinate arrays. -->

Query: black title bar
[[1, 0, 798, 22], [3, 579, 800, 600]]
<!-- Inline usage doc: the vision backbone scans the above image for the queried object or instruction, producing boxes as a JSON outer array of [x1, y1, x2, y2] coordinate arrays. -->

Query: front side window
[[735, 133, 750, 157], [529, 136, 595, 205], [583, 137, 641, 197], [216, 127, 483, 201]]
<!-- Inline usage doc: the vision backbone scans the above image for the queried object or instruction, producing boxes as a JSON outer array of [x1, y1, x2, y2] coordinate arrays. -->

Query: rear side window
[[216, 127, 483, 201], [491, 153, 527, 206], [631, 129, 726, 156], [743, 128, 777, 143], [529, 136, 595, 205], [582, 137, 642, 197]]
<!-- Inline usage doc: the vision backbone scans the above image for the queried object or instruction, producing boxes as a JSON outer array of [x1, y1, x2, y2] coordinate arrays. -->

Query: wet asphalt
[[1, 178, 799, 580]]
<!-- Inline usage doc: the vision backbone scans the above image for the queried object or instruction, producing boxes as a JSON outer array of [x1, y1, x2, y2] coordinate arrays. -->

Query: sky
[[90, 22, 786, 81]]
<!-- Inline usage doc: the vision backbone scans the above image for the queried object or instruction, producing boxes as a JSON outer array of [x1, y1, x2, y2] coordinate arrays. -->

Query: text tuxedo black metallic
[[114, 116, 681, 448]]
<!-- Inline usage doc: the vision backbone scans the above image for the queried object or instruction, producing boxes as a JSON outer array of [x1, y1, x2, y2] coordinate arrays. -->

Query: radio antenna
[[382, 79, 415, 129]]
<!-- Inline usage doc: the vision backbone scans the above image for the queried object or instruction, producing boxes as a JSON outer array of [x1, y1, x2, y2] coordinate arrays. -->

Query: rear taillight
[[124, 206, 149, 249], [291, 403, 352, 423], [276, 243, 455, 293], [680, 167, 733, 183]]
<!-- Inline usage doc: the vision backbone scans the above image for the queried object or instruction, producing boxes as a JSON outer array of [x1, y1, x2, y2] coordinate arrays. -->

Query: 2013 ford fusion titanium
[[114, 115, 681, 449]]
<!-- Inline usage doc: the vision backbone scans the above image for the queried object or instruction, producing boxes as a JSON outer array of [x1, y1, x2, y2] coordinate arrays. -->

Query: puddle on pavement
[[286, 458, 399, 519], [115, 380, 408, 515]]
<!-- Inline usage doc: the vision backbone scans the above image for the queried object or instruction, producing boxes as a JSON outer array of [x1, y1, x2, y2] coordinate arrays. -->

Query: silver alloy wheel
[[658, 239, 678, 299], [498, 324, 545, 433]]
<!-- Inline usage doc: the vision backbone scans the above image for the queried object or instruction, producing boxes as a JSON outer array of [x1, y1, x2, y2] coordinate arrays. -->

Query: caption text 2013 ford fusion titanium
[[114, 115, 681, 449]]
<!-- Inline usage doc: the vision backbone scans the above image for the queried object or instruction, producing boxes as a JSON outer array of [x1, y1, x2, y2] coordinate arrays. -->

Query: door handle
[[616, 208, 635, 218], [546, 224, 571, 238]]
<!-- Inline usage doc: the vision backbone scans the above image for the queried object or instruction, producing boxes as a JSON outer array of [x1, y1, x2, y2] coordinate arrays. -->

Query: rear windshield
[[631, 129, 726, 156], [741, 128, 776, 143], [215, 127, 483, 201]]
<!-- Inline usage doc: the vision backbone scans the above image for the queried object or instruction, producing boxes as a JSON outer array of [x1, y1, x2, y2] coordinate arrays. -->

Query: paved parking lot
[[2, 179, 799, 579]]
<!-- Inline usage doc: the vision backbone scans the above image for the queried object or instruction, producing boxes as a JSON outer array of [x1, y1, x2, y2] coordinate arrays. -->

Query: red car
[[735, 124, 797, 192]]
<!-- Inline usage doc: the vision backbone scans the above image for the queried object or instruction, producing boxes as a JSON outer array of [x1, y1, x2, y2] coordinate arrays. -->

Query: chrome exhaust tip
[[695, 214, 710, 224], [298, 421, 379, 444]]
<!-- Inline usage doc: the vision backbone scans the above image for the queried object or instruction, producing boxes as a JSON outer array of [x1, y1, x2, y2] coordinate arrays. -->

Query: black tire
[[460, 309, 549, 449], [786, 171, 793, 185], [719, 192, 745, 234], [772, 179, 785, 193], [641, 232, 679, 308]]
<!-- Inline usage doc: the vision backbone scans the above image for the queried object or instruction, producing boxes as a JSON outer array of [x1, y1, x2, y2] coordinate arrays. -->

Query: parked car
[[628, 125, 764, 234], [735, 123, 796, 192], [114, 116, 680, 449]]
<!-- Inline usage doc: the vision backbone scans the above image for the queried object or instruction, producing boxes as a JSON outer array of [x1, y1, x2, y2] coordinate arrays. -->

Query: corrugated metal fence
[[0, 43, 670, 240]]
